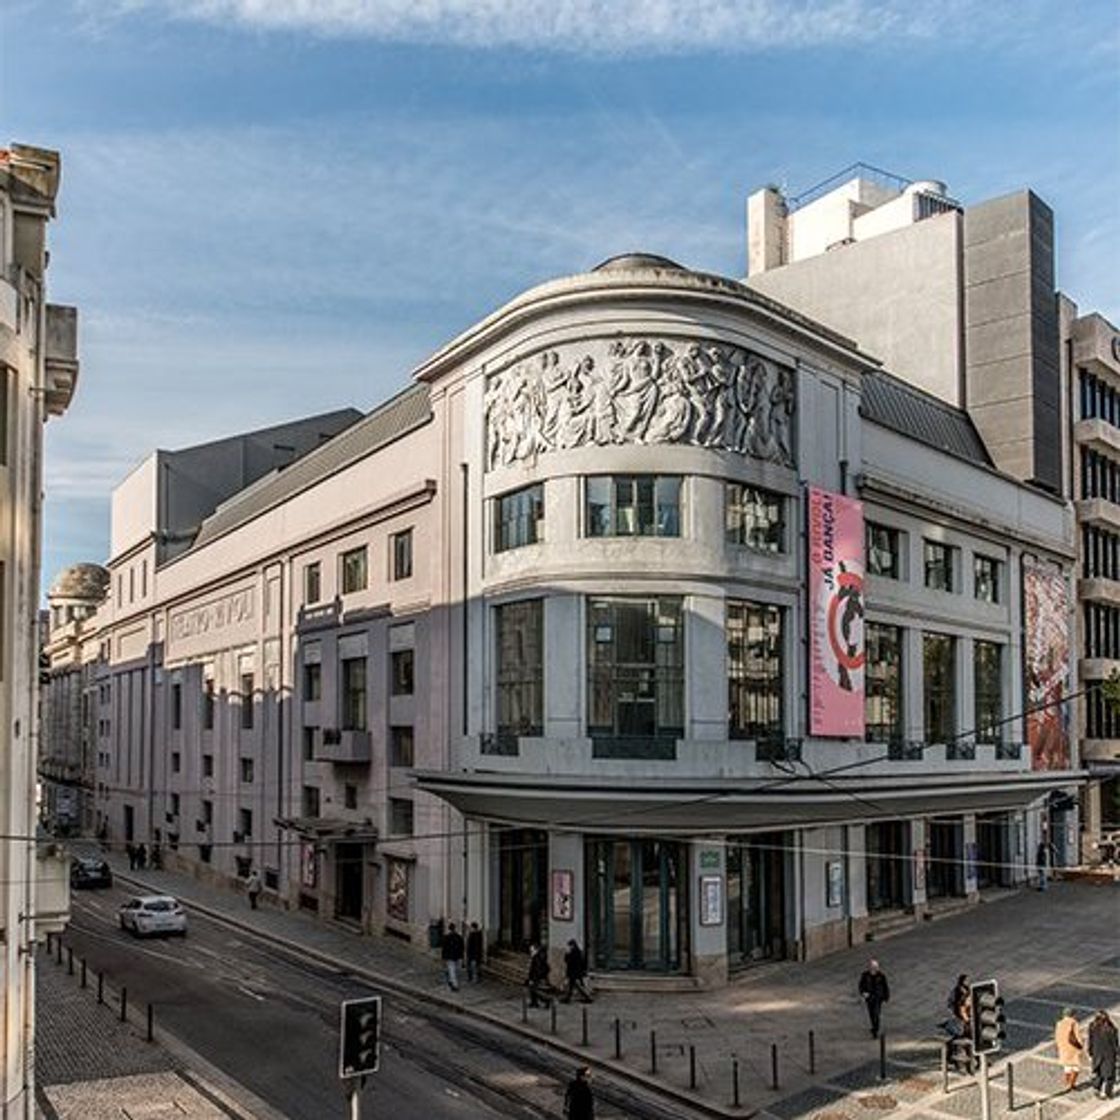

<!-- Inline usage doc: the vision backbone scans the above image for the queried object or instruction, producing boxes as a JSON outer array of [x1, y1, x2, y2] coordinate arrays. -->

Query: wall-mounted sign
[[826, 860, 844, 909], [808, 487, 866, 737], [300, 841, 318, 889], [699, 875, 723, 926], [551, 869, 574, 921], [1022, 557, 1071, 771], [699, 849, 721, 870], [913, 847, 927, 893]]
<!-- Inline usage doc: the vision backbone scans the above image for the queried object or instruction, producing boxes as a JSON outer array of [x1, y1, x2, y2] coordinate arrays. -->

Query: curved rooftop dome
[[592, 252, 685, 273], [49, 562, 110, 603]]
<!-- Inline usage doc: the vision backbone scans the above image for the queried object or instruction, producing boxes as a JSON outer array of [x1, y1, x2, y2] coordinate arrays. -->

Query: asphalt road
[[64, 886, 693, 1120]]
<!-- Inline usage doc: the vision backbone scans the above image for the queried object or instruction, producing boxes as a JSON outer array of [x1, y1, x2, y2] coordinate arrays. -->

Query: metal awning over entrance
[[414, 769, 1085, 834], [274, 816, 378, 845]]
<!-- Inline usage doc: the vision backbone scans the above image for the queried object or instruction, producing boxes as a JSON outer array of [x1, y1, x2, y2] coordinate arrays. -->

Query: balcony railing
[[755, 737, 803, 764]]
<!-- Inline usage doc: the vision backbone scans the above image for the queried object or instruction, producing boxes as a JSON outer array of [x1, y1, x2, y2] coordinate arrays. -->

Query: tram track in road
[[65, 890, 696, 1120]]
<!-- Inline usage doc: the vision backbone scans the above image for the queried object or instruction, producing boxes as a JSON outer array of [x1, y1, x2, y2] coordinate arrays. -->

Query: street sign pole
[[349, 1085, 360, 1120], [979, 1052, 991, 1120]]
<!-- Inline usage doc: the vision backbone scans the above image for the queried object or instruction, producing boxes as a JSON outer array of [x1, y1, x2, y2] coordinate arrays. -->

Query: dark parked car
[[70, 857, 112, 889]]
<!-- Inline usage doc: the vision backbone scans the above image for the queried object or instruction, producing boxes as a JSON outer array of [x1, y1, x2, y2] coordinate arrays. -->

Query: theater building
[[55, 253, 1081, 986]]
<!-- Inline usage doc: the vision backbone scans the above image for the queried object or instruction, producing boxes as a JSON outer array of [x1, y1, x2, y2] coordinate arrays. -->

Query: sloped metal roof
[[188, 383, 432, 553], [861, 368, 992, 468]]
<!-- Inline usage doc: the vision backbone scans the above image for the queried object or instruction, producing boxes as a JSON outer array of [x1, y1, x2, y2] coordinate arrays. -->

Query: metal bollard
[[521, 993, 527, 1024], [689, 1044, 696, 1090], [97, 972, 104, 1005], [732, 1056, 740, 1108], [550, 1001, 557, 1035], [67, 946, 73, 975], [120, 987, 127, 1023], [650, 1030, 657, 1075], [614, 1017, 622, 1060], [81, 958, 87, 989], [808, 1029, 815, 1075], [879, 1033, 887, 1080], [771, 1042, 779, 1091], [56, 937, 62, 965], [146, 1003, 153, 1043], [581, 1006, 588, 1047], [1007, 1061, 1015, 1111]]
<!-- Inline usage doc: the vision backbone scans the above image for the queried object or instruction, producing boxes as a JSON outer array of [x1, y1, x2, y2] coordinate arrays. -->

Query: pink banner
[[1022, 558, 1071, 771], [809, 487, 866, 737]]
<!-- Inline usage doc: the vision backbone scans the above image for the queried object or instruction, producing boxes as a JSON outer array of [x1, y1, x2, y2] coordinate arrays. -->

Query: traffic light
[[339, 996, 381, 1079], [970, 979, 1007, 1055]]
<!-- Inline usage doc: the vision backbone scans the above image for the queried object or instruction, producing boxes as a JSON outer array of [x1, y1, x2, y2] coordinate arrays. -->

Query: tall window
[[923, 633, 956, 743], [341, 656, 368, 730], [304, 562, 322, 605], [866, 523, 901, 580], [494, 484, 544, 552], [725, 483, 784, 553], [865, 623, 904, 743], [340, 547, 368, 594], [726, 601, 783, 739], [973, 555, 1001, 603], [588, 597, 683, 738], [390, 725, 414, 767], [240, 672, 254, 730], [495, 600, 544, 736], [202, 677, 215, 731], [303, 661, 322, 701], [302, 785, 320, 817], [392, 529, 413, 580], [389, 798, 414, 836], [923, 541, 955, 592], [171, 683, 182, 730], [586, 476, 681, 538], [390, 649, 414, 696], [973, 641, 1002, 743]]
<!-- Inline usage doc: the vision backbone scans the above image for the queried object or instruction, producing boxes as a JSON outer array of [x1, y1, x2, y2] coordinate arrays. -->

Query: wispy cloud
[[92, 0, 1030, 54]]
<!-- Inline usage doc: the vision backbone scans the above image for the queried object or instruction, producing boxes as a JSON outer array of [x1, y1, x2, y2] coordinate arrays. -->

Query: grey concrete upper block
[[969, 396, 1034, 442], [967, 314, 1033, 366], [964, 272, 1033, 328], [965, 357, 1033, 407], [963, 234, 1030, 285], [963, 190, 1033, 247]]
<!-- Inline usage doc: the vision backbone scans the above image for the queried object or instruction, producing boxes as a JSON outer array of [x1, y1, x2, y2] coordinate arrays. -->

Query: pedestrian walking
[[136, 843, 148, 870], [441, 921, 465, 991], [246, 867, 262, 910], [465, 921, 483, 983], [526, 943, 551, 1008], [1036, 835, 1055, 891], [126, 842, 137, 870], [561, 939, 593, 1004], [150, 842, 163, 870], [563, 1065, 594, 1120], [858, 958, 890, 1039], [944, 973, 970, 1039], [1055, 1008, 1085, 1093], [1089, 1009, 1118, 1100]]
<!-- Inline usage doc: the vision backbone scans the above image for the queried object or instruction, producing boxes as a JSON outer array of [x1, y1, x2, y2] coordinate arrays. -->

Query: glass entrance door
[[927, 819, 964, 898], [335, 842, 364, 922], [866, 821, 910, 912], [976, 813, 1010, 888], [727, 833, 789, 968], [588, 838, 685, 972], [497, 829, 547, 951]]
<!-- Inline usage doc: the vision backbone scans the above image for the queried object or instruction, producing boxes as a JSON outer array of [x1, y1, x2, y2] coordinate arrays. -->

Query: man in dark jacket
[[561, 940, 593, 1004], [858, 958, 890, 1038], [563, 1065, 594, 1119], [526, 943, 551, 1008], [1089, 1009, 1118, 1100], [465, 921, 483, 983], [441, 921, 464, 992]]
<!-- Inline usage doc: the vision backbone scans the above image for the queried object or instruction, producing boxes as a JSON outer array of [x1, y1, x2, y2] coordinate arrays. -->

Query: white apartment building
[[1, 143, 78, 1120], [49, 251, 1082, 987], [746, 163, 1113, 860]]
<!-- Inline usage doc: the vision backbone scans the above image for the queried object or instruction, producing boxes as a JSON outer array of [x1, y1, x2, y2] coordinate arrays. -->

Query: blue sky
[[3, 0, 1118, 588]]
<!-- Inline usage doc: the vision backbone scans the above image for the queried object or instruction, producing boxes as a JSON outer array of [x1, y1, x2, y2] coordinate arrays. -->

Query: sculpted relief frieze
[[484, 336, 795, 470]]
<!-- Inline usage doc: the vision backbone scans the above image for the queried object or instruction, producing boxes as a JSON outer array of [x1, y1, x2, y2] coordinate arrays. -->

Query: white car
[[118, 895, 188, 938]]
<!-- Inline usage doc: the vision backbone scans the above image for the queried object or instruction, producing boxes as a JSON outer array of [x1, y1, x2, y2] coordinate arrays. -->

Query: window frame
[[725, 482, 785, 554], [339, 546, 368, 595], [304, 561, 322, 605], [726, 600, 784, 740], [866, 522, 902, 580], [391, 528, 413, 581], [493, 483, 545, 553], [973, 554, 1001, 604], [923, 540, 956, 593], [865, 622, 904, 743], [495, 599, 544, 737], [585, 475, 682, 539], [340, 655, 368, 731], [922, 632, 956, 744], [973, 640, 1003, 744], [390, 648, 414, 696]]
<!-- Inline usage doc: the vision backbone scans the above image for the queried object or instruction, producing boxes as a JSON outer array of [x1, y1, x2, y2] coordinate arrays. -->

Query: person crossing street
[[858, 958, 890, 1039]]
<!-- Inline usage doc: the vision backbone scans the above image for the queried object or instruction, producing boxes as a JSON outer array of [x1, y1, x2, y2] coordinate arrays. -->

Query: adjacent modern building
[[1, 143, 78, 1120], [44, 245, 1083, 988], [746, 163, 1112, 861]]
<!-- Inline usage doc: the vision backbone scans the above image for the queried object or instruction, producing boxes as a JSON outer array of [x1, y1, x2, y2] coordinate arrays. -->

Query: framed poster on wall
[[826, 860, 844, 908], [551, 869, 574, 921], [699, 875, 723, 926]]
